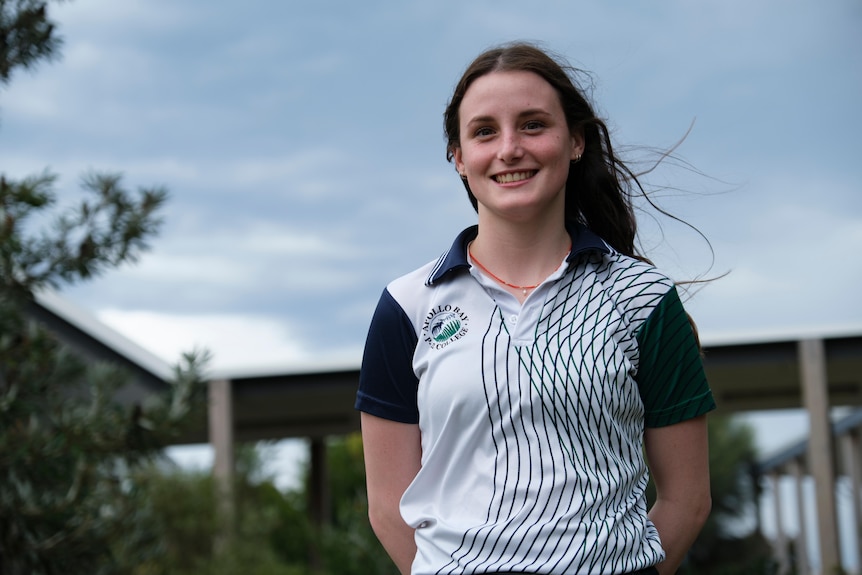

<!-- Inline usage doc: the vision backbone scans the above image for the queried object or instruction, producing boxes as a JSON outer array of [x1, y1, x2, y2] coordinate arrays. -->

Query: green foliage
[[0, 0, 62, 83], [260, 480, 315, 566], [0, 2, 208, 572], [114, 437, 396, 575], [0, 142, 207, 575], [127, 466, 219, 574], [1, 171, 168, 292], [315, 434, 399, 575], [0, 345, 206, 567], [117, 446, 315, 575], [0, 174, 208, 574]]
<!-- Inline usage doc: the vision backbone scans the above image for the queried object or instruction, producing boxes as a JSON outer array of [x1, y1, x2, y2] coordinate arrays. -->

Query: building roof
[[752, 407, 862, 475], [701, 330, 862, 412], [28, 289, 173, 403]]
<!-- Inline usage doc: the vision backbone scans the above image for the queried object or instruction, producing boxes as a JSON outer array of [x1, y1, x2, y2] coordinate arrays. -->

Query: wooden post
[[798, 339, 840, 573], [309, 437, 330, 527], [840, 430, 862, 572], [209, 378, 236, 552], [308, 437, 329, 572], [788, 458, 810, 575], [771, 471, 790, 575]]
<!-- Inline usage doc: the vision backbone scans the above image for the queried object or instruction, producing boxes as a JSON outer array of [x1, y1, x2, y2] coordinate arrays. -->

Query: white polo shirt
[[356, 223, 715, 575]]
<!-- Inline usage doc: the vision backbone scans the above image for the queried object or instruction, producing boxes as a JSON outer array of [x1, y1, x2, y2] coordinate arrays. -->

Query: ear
[[570, 129, 585, 160], [453, 147, 465, 176]]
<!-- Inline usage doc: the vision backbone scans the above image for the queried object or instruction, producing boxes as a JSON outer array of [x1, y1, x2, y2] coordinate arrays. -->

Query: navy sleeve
[[355, 288, 420, 424]]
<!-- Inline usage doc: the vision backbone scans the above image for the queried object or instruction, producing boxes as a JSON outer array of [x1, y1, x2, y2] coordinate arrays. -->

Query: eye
[[474, 126, 495, 138], [523, 120, 545, 131]]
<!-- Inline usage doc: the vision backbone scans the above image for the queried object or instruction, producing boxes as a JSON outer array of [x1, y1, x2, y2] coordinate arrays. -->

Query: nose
[[497, 130, 523, 163]]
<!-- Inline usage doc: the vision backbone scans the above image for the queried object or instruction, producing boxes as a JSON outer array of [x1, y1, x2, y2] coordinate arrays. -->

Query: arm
[[644, 414, 711, 575], [361, 412, 422, 574]]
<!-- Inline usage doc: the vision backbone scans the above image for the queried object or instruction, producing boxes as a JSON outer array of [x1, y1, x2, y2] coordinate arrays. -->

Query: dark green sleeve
[[635, 286, 716, 427]]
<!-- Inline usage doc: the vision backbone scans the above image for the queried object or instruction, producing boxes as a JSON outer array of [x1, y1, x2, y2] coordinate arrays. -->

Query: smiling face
[[453, 70, 584, 225]]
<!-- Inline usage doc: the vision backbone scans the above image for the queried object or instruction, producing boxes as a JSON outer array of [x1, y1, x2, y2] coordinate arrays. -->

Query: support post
[[788, 458, 810, 575], [209, 378, 236, 551], [798, 338, 840, 573], [771, 471, 790, 575], [309, 437, 330, 526], [841, 429, 862, 572], [308, 437, 330, 572]]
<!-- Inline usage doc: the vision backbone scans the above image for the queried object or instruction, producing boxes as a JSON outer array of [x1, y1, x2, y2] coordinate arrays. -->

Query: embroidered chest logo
[[422, 305, 469, 349]]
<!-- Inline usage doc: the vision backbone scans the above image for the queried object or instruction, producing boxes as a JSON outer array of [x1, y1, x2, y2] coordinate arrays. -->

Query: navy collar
[[426, 221, 611, 286]]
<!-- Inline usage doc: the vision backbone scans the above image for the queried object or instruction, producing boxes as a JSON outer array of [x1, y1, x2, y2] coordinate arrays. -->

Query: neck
[[469, 216, 570, 289]]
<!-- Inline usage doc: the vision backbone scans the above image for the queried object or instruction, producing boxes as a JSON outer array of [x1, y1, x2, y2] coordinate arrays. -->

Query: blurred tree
[[120, 444, 313, 575], [0, 1, 208, 573], [0, 0, 61, 83], [313, 434, 399, 575], [647, 415, 778, 575], [0, 156, 209, 575]]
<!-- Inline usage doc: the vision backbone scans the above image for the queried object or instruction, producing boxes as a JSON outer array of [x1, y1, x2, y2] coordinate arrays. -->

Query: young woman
[[355, 42, 715, 575]]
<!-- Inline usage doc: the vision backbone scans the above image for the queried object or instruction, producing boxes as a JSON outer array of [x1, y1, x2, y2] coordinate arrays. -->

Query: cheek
[[457, 146, 485, 172], [543, 138, 575, 164]]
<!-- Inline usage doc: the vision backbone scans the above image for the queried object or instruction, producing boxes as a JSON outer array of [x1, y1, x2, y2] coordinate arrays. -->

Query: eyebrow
[[464, 108, 554, 126]]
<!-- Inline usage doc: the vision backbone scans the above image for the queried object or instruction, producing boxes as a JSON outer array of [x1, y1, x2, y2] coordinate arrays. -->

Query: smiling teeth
[[495, 171, 535, 183]]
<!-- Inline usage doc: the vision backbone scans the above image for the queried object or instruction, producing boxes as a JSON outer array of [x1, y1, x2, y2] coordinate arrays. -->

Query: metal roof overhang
[[701, 332, 862, 413], [199, 332, 862, 444], [180, 368, 363, 444]]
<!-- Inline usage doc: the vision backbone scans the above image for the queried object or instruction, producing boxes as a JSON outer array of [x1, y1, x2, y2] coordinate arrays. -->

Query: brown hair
[[444, 42, 643, 258]]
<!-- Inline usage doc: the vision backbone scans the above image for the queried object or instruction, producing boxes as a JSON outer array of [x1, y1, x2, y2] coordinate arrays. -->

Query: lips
[[493, 170, 537, 184]]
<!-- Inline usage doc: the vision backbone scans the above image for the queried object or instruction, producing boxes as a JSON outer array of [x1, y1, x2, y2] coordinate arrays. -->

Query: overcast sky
[[3, 0, 859, 367], [2, 0, 861, 511]]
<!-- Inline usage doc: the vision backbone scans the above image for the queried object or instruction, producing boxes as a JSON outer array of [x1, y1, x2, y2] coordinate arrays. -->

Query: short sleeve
[[355, 288, 420, 423], [635, 286, 716, 427]]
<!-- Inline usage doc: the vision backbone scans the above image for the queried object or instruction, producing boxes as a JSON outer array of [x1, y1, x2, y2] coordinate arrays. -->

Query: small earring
[[572, 154, 582, 164]]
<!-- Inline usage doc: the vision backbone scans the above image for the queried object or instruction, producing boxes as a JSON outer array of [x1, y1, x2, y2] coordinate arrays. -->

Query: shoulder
[[386, 258, 441, 302], [372, 249, 470, 339], [379, 259, 443, 324], [588, 252, 675, 311], [384, 226, 475, 315]]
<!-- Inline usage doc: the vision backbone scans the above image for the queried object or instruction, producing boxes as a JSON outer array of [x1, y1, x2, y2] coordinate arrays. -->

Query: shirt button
[[509, 315, 518, 324]]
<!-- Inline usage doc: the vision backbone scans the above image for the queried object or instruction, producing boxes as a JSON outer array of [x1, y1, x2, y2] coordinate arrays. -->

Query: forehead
[[460, 70, 561, 119]]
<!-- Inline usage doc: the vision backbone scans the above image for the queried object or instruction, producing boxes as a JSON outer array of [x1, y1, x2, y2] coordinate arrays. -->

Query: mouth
[[493, 170, 537, 184]]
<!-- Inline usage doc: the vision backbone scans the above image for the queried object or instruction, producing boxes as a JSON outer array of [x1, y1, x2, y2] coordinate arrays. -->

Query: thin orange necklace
[[468, 244, 571, 296]]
